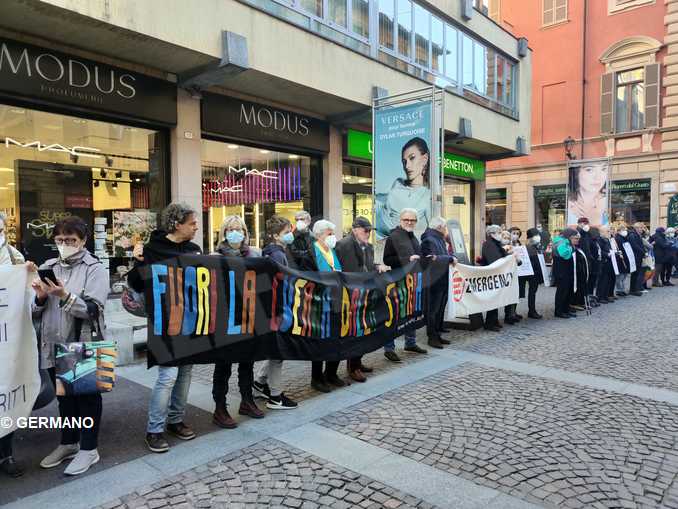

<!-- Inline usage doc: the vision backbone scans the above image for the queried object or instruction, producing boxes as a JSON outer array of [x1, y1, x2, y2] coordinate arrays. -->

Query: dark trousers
[[48, 368, 102, 451], [426, 284, 448, 339], [312, 361, 339, 381], [485, 309, 499, 327], [630, 269, 644, 292], [596, 264, 614, 300], [0, 433, 13, 459], [347, 358, 362, 372], [664, 262, 674, 283], [555, 278, 573, 315], [588, 271, 599, 296], [519, 277, 539, 313], [212, 361, 254, 404]]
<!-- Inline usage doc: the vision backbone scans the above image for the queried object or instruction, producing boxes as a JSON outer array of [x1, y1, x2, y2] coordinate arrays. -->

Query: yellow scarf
[[315, 241, 336, 271]]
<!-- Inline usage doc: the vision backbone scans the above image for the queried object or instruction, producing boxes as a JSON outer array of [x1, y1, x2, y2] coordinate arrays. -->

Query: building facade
[[0, 0, 530, 286], [487, 0, 678, 236]]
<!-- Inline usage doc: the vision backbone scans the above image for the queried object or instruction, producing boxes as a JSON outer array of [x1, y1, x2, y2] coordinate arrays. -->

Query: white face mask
[[511, 233, 519, 241], [325, 235, 337, 249], [620, 230, 628, 238], [57, 244, 81, 260], [531, 235, 541, 244], [296, 220, 308, 232], [501, 238, 510, 246], [581, 224, 590, 232]]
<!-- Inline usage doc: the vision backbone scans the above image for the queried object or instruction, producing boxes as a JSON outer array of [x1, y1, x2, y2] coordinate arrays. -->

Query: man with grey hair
[[128, 203, 202, 453], [290, 210, 314, 270], [421, 216, 457, 348], [382, 208, 427, 362]]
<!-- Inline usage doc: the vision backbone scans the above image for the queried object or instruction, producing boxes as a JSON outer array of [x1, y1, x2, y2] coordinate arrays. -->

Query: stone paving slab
[[94, 439, 440, 509], [319, 364, 678, 509]]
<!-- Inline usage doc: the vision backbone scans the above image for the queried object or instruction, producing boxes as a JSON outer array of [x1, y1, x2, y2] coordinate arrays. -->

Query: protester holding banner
[[253, 215, 298, 409], [307, 219, 345, 392], [289, 210, 314, 270], [567, 161, 609, 226], [552, 228, 578, 319], [507, 227, 525, 323], [523, 228, 545, 319], [212, 215, 265, 425], [595, 226, 616, 304], [32, 216, 110, 475], [420, 217, 456, 349], [481, 225, 511, 331], [128, 203, 201, 454], [382, 209, 428, 360], [335, 216, 382, 381], [614, 224, 633, 296]]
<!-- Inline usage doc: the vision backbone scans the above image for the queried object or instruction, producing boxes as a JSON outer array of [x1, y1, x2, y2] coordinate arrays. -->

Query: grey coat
[[32, 250, 110, 368]]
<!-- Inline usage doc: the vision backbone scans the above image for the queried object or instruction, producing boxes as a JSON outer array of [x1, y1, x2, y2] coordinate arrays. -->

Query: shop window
[[431, 16, 444, 73], [444, 24, 458, 82], [543, 0, 567, 26], [201, 140, 320, 252], [0, 104, 167, 292], [610, 179, 651, 225], [352, 0, 370, 37], [534, 185, 567, 237], [443, 178, 474, 260], [413, 4, 430, 68], [485, 188, 507, 228]]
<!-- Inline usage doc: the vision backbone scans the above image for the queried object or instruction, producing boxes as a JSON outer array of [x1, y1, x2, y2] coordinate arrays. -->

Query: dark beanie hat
[[562, 228, 579, 239], [526, 227, 539, 238]]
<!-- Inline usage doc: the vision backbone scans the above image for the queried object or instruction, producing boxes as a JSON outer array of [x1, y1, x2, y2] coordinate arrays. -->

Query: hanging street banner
[[142, 255, 429, 366], [0, 267, 41, 439], [566, 158, 610, 226], [373, 101, 433, 239], [445, 256, 519, 320]]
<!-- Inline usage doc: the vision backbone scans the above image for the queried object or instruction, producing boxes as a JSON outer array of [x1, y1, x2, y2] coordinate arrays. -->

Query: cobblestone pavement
[[448, 284, 678, 392], [95, 439, 437, 509], [319, 364, 678, 509]]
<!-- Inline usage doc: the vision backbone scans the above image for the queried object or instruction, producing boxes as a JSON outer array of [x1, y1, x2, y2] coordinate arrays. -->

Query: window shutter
[[644, 63, 660, 129], [543, 0, 554, 25], [600, 72, 615, 135], [555, 0, 567, 22], [489, 0, 500, 21]]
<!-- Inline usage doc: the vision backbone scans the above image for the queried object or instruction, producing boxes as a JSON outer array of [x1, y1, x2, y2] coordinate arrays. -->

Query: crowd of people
[[1, 203, 676, 480]]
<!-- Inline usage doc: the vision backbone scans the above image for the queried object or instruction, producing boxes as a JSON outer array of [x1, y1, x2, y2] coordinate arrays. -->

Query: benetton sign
[[346, 129, 485, 181], [202, 93, 329, 152], [0, 38, 177, 125]]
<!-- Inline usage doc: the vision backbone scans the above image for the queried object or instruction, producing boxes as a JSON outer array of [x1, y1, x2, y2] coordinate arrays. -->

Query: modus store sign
[[202, 93, 329, 152], [0, 38, 177, 125]]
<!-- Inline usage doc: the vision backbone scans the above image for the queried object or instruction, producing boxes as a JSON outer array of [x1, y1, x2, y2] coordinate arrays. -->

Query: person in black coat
[[552, 228, 578, 318], [613, 224, 632, 296], [288, 210, 314, 270], [576, 218, 599, 306], [382, 208, 427, 362], [651, 227, 670, 287], [420, 217, 457, 349], [628, 223, 647, 295], [335, 216, 383, 381], [523, 227, 545, 319], [481, 225, 510, 331], [595, 226, 616, 304]]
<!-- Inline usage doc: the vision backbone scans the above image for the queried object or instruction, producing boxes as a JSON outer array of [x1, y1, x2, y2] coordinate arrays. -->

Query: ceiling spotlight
[[70, 154, 79, 164], [7, 182, 14, 186], [289, 155, 299, 159], [134, 177, 142, 182], [227, 144, 239, 149], [105, 156, 114, 167], [259, 150, 270, 154], [100, 169, 107, 178], [115, 171, 123, 179], [94, 180, 100, 188]]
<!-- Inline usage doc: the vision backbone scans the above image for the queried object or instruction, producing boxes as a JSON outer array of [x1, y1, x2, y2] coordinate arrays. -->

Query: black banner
[[143, 255, 428, 366]]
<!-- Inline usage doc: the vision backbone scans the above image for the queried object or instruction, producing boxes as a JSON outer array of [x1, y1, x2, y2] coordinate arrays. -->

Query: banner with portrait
[[566, 158, 610, 227], [141, 255, 429, 366], [0, 267, 41, 438], [373, 100, 433, 240]]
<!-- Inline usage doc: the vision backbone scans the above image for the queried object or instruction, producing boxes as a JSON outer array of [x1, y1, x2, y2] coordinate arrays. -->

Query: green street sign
[[346, 129, 485, 181], [346, 129, 373, 160], [442, 153, 485, 181]]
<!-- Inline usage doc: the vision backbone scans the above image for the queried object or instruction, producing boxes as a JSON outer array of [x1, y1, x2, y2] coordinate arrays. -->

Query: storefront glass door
[[443, 178, 474, 260]]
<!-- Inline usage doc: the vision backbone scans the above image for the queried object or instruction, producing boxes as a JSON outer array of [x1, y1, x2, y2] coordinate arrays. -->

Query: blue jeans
[[147, 365, 193, 433], [384, 331, 417, 352]]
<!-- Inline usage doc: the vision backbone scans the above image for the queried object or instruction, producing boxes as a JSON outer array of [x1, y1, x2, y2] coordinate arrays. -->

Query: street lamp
[[563, 136, 576, 160]]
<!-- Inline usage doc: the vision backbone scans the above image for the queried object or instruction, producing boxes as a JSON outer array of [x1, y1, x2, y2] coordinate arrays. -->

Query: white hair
[[399, 208, 418, 219], [486, 224, 502, 235], [295, 210, 311, 221], [429, 216, 447, 230], [312, 219, 336, 237]]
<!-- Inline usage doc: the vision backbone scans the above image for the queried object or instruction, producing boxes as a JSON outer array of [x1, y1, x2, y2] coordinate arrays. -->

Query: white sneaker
[[64, 449, 100, 476], [40, 444, 80, 469]]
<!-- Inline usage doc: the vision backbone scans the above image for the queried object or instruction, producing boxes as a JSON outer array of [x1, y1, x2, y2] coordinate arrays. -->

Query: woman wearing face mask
[[505, 227, 524, 324], [375, 137, 432, 239], [551, 228, 578, 318], [32, 216, 109, 476], [306, 220, 344, 393], [595, 226, 616, 304], [481, 225, 510, 331], [253, 215, 298, 410], [614, 224, 632, 296], [570, 232, 590, 311], [523, 228, 545, 319], [664, 227, 677, 285], [211, 216, 264, 429]]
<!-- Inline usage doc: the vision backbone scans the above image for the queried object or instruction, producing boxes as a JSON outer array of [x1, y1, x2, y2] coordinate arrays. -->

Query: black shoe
[[664, 281, 675, 287], [504, 317, 518, 325], [616, 291, 628, 297], [267, 393, 298, 410], [527, 312, 543, 319], [598, 298, 610, 304], [311, 379, 332, 393], [555, 313, 571, 319], [384, 351, 402, 363], [359, 364, 374, 373], [0, 457, 23, 478], [404, 345, 428, 354], [484, 325, 502, 331], [325, 374, 346, 387], [514, 313, 523, 320], [145, 433, 170, 453], [427, 337, 444, 349], [568, 312, 577, 318], [440, 327, 452, 333], [631, 291, 643, 296], [439, 338, 451, 345], [253, 380, 271, 399]]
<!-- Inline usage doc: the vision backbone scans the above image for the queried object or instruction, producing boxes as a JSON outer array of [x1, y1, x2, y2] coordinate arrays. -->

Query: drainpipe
[[580, 0, 588, 159]]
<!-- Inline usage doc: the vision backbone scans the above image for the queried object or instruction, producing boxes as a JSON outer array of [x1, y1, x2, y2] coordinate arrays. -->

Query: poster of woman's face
[[401, 138, 430, 187], [567, 160, 610, 226]]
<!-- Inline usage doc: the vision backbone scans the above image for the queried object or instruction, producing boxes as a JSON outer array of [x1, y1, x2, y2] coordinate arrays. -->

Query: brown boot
[[239, 399, 265, 419], [213, 402, 237, 429], [349, 369, 367, 383]]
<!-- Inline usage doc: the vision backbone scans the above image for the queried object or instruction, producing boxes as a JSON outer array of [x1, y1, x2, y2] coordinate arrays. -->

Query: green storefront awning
[[346, 129, 485, 181]]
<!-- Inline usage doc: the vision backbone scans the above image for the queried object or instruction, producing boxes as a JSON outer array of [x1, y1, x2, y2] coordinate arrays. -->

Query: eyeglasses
[[54, 238, 79, 246], [402, 219, 417, 224]]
